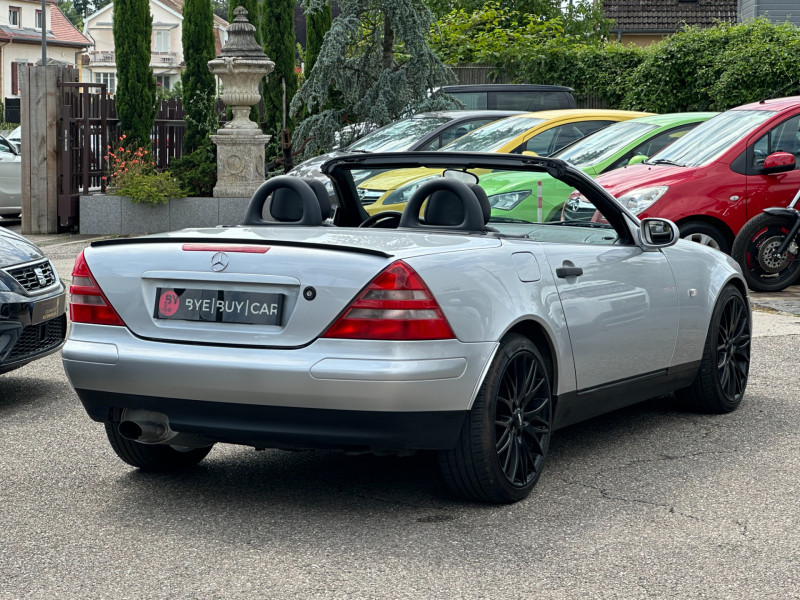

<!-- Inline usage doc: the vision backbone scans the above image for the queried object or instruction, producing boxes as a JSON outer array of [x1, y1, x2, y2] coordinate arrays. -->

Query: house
[[81, 0, 228, 94], [739, 0, 800, 27], [603, 0, 738, 46], [0, 0, 91, 102]]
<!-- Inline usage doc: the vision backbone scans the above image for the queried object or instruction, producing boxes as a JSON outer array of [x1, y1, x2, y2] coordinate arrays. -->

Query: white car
[[0, 133, 21, 218]]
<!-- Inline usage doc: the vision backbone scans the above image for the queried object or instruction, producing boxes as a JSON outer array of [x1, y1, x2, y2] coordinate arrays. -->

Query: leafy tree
[[113, 0, 156, 147], [306, 0, 332, 73], [58, 1, 84, 29], [292, 0, 457, 158], [261, 0, 298, 155], [181, 0, 218, 154]]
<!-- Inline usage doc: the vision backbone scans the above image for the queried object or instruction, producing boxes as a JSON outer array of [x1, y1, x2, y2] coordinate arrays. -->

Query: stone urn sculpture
[[208, 7, 275, 198]]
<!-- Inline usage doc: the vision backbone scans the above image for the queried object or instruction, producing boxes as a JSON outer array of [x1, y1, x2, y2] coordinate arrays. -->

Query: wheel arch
[[675, 215, 735, 248], [502, 318, 559, 401]]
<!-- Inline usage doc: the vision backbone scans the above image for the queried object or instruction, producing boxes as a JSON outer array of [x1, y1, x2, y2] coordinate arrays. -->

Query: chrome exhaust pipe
[[118, 409, 177, 444], [117, 409, 211, 448]]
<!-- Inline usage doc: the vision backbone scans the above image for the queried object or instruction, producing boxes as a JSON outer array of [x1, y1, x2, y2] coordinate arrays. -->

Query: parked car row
[[288, 94, 800, 259]]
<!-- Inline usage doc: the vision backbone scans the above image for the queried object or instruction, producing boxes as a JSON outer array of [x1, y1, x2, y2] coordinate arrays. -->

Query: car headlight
[[488, 190, 531, 211], [381, 175, 441, 205], [616, 186, 668, 215]]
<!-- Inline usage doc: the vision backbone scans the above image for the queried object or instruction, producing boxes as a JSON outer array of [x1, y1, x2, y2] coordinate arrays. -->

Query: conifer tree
[[292, 0, 457, 157], [113, 0, 157, 147], [261, 0, 297, 155], [306, 1, 332, 73], [182, 0, 218, 154]]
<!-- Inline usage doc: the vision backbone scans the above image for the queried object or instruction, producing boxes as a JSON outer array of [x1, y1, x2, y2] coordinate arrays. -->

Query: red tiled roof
[[0, 1, 91, 47], [605, 0, 737, 33], [49, 4, 92, 46]]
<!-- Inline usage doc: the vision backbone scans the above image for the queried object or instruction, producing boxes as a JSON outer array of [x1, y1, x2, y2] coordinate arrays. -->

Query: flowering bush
[[103, 135, 184, 205]]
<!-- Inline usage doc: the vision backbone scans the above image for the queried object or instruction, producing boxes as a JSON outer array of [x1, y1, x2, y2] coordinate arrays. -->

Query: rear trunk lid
[[82, 226, 500, 347]]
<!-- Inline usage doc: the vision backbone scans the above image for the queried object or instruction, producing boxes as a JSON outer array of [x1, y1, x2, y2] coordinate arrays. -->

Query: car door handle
[[556, 266, 583, 278]]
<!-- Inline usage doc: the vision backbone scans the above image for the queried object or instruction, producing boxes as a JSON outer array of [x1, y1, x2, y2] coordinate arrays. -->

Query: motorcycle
[[731, 188, 800, 292]]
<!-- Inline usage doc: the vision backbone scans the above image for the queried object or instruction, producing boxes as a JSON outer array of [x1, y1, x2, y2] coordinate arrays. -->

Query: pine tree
[[113, 0, 157, 147], [181, 0, 218, 154], [261, 0, 297, 155], [291, 0, 457, 157], [306, 1, 331, 73]]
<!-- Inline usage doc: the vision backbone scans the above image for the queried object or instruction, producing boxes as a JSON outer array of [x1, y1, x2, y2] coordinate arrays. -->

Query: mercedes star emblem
[[210, 251, 230, 272]]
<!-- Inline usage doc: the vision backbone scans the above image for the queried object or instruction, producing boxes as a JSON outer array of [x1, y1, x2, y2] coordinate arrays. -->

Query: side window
[[448, 92, 486, 110], [604, 124, 697, 172], [420, 118, 495, 150], [752, 114, 800, 169], [514, 121, 613, 157], [0, 137, 13, 154]]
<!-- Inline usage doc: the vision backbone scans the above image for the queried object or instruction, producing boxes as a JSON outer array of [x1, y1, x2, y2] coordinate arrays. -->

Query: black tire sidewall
[[704, 286, 750, 412]]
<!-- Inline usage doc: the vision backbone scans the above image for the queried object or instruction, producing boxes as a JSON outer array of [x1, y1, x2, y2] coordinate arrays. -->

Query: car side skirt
[[553, 361, 701, 430], [75, 389, 468, 452]]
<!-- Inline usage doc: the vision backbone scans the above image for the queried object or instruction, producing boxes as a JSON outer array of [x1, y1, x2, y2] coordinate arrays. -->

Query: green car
[[482, 112, 717, 222]]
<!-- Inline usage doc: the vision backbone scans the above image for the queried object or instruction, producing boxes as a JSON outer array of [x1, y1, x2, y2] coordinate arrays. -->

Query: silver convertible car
[[62, 153, 751, 503]]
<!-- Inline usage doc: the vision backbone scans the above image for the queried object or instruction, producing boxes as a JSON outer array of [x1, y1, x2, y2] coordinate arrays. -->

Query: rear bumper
[[63, 324, 497, 449], [76, 389, 468, 451]]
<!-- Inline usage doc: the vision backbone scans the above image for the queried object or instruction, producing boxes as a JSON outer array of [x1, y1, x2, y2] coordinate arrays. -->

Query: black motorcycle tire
[[731, 213, 800, 292]]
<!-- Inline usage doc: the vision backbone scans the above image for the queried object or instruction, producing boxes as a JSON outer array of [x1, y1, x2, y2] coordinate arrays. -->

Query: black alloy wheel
[[439, 334, 553, 503], [676, 285, 750, 414], [494, 346, 551, 488], [714, 290, 751, 404]]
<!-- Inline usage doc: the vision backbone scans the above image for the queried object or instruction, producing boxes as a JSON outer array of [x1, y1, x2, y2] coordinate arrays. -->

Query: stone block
[[79, 194, 122, 235], [169, 197, 219, 231]]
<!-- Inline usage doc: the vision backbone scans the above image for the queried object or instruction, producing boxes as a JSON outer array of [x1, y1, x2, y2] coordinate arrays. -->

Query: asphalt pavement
[[2, 216, 800, 599]]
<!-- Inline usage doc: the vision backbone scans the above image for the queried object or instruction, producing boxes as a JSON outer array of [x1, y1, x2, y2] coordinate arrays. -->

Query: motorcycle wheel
[[731, 213, 800, 292]]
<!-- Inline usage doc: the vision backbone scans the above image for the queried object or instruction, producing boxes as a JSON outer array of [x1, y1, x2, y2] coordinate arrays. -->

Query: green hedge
[[500, 18, 800, 112]]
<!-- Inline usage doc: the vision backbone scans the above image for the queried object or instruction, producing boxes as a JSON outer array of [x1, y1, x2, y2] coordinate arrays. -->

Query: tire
[[679, 221, 730, 254], [104, 422, 213, 472], [676, 285, 750, 414], [731, 213, 800, 292], [438, 334, 553, 503]]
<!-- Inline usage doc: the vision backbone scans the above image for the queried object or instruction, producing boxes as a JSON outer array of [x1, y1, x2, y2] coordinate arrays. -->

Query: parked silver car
[[0, 133, 21, 218], [62, 152, 751, 503]]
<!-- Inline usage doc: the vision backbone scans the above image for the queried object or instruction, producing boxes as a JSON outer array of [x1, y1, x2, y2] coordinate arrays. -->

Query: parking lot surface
[[2, 217, 800, 599]]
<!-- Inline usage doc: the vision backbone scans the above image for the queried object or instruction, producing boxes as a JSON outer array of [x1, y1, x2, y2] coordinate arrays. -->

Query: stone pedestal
[[211, 130, 271, 198], [207, 6, 275, 199]]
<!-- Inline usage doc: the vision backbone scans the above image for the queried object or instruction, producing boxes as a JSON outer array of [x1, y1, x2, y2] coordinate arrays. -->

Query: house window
[[154, 30, 170, 52], [94, 72, 116, 94], [35, 9, 42, 30], [9, 7, 20, 27], [156, 75, 171, 90]]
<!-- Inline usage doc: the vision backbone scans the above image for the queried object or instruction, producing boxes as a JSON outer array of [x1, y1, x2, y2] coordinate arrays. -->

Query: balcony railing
[[150, 52, 181, 67], [85, 50, 115, 65]]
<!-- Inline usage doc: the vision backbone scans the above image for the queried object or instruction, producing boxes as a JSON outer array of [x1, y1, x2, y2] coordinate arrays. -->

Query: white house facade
[[82, 0, 228, 95], [0, 0, 91, 102]]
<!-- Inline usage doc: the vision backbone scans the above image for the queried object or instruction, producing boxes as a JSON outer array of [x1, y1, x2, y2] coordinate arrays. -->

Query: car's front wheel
[[676, 285, 751, 413], [679, 221, 730, 254], [104, 422, 214, 472], [439, 334, 552, 503]]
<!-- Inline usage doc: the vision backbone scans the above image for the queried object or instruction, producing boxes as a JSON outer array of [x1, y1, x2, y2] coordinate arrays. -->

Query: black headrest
[[468, 184, 491, 225], [270, 187, 305, 222], [302, 178, 332, 220], [424, 190, 465, 227]]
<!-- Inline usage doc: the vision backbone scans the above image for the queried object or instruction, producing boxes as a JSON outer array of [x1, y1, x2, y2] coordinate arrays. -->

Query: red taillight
[[323, 260, 455, 340], [69, 251, 126, 326]]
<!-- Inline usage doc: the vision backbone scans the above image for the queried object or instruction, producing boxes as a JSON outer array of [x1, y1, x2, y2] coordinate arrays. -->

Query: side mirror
[[640, 218, 679, 249], [627, 154, 648, 166], [762, 151, 795, 174]]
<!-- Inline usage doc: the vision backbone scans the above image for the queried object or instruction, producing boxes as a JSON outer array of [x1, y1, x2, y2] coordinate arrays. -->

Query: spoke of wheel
[[496, 428, 512, 454], [522, 424, 546, 456], [507, 439, 520, 482]]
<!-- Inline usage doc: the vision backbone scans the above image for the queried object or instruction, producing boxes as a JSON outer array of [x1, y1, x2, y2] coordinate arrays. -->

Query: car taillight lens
[[69, 251, 125, 326], [323, 260, 455, 340]]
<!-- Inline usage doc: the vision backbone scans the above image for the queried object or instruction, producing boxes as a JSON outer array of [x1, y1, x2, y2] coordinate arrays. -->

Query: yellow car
[[358, 109, 654, 215]]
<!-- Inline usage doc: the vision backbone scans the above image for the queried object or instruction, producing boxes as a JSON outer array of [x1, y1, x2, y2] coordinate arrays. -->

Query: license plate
[[31, 292, 66, 325], [154, 288, 285, 325]]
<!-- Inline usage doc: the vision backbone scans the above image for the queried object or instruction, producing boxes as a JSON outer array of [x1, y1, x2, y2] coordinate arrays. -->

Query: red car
[[591, 96, 800, 253]]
